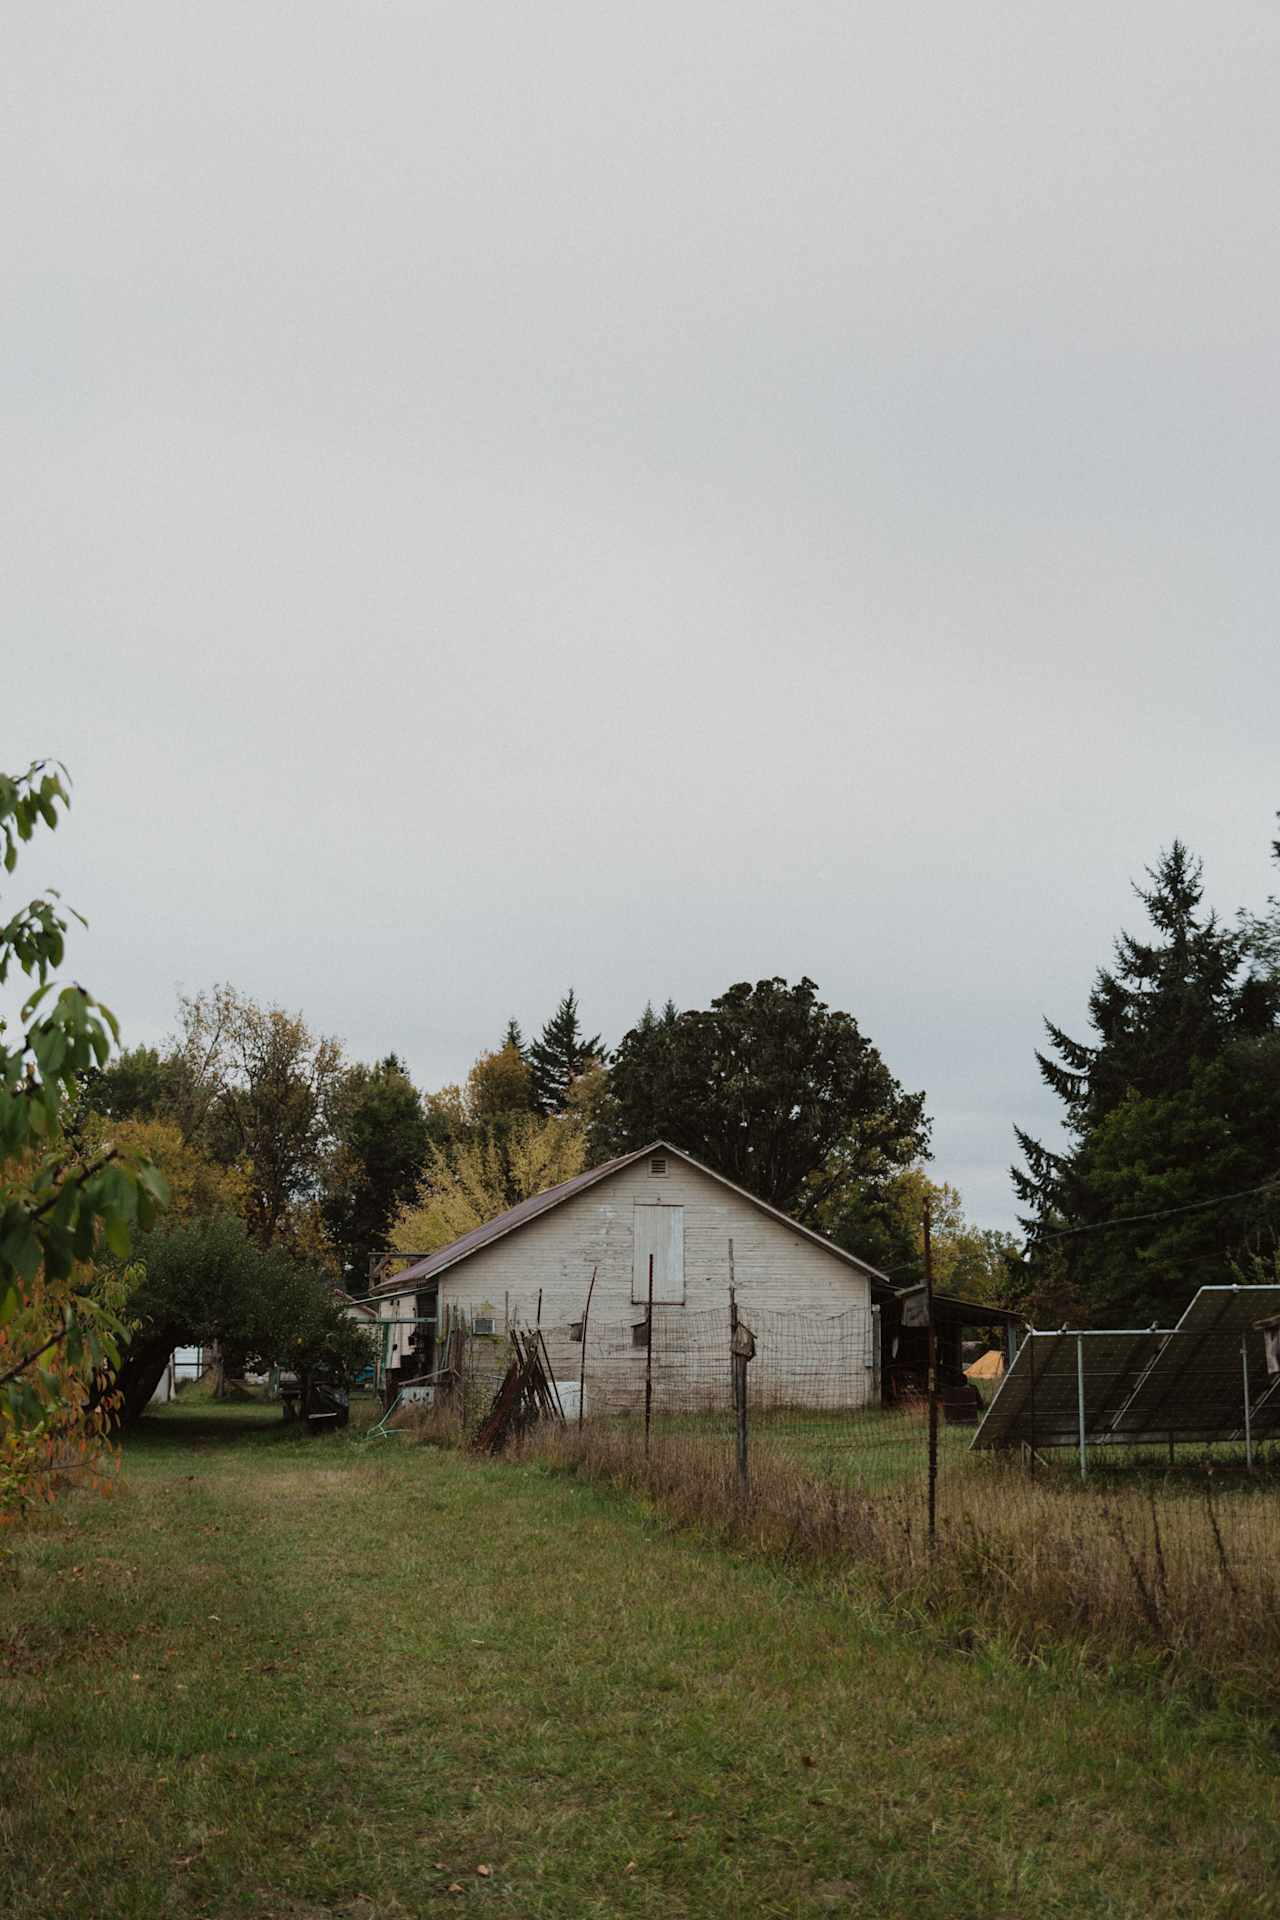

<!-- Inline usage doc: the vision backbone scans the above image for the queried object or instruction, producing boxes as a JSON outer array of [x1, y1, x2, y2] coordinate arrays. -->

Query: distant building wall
[[380, 1153, 876, 1410]]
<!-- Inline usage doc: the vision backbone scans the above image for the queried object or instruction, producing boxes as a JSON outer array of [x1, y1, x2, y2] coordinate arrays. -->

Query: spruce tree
[[1014, 842, 1280, 1325], [1240, 814, 1280, 982], [528, 989, 603, 1114]]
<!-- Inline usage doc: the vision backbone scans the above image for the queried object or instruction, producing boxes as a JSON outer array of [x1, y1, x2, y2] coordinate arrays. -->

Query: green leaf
[[137, 1164, 170, 1206], [0, 1221, 42, 1286], [103, 1211, 132, 1259], [20, 981, 53, 1020]]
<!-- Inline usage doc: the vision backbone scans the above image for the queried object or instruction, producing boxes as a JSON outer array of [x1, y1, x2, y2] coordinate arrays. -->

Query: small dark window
[[473, 1316, 495, 1336], [568, 1320, 583, 1343], [650, 1154, 668, 1176], [632, 1318, 650, 1348]]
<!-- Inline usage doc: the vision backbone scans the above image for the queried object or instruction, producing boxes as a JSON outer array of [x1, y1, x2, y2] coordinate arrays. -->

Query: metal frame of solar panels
[[971, 1285, 1280, 1477]]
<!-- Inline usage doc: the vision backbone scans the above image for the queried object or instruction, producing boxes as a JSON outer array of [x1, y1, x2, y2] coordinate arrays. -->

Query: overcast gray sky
[[6, 3, 1279, 1231]]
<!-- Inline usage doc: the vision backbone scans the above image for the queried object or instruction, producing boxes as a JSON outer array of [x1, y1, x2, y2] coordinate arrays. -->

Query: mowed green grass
[[4, 1403, 1280, 1919]]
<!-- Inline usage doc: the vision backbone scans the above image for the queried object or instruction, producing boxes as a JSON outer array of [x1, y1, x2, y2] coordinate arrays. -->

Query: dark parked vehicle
[[280, 1369, 351, 1431]]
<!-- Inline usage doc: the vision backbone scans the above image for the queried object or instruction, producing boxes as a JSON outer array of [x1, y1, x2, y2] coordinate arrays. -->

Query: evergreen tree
[[1240, 813, 1280, 982], [1014, 842, 1280, 1325], [502, 1017, 528, 1061], [528, 989, 602, 1114], [592, 1000, 679, 1155]]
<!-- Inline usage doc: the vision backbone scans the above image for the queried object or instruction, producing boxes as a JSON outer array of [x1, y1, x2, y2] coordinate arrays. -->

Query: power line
[[1030, 1174, 1280, 1244]]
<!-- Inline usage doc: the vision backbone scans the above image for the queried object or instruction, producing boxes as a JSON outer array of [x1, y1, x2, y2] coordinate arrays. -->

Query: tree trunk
[[113, 1332, 182, 1428]]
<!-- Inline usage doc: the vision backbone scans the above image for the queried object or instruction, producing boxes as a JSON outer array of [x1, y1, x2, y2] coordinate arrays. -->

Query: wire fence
[[374, 1291, 984, 1524], [548, 1298, 961, 1501], [372, 1286, 1280, 1531], [358, 1286, 1280, 1701], [364, 1267, 1280, 1566]]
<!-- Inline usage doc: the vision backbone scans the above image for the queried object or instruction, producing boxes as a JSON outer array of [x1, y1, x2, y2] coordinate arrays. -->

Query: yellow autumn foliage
[[389, 1113, 586, 1255], [81, 1116, 249, 1224]]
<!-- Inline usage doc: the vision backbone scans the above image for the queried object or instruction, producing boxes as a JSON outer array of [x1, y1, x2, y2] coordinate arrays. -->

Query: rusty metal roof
[[372, 1139, 896, 1296], [333, 1287, 379, 1319]]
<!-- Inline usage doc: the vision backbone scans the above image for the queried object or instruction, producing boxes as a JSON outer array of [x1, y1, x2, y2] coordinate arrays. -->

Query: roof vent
[[650, 1154, 668, 1177]]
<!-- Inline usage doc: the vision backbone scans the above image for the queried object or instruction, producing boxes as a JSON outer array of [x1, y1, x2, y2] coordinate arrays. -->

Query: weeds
[[10, 1403, 1280, 1918], [448, 1418, 1280, 1709]]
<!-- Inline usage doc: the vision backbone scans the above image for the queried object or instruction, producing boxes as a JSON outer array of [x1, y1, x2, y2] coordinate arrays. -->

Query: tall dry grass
[[500, 1421, 1280, 1708]]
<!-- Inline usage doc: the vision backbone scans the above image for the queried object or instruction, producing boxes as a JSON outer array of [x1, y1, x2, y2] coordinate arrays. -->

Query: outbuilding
[[371, 1139, 898, 1410]]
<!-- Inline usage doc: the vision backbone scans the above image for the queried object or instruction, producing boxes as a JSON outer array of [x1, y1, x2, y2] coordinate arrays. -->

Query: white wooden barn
[[372, 1140, 895, 1412]]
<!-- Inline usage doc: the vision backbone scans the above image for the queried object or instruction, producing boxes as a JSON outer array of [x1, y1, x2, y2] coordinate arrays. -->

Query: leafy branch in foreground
[[0, 761, 167, 1515]]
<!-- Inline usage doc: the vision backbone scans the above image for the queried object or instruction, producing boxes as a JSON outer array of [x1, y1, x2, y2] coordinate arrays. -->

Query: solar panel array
[[1176, 1284, 1280, 1335], [972, 1285, 1280, 1453]]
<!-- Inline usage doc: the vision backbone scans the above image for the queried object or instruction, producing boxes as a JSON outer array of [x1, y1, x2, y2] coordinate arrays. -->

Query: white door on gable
[[633, 1204, 685, 1304]]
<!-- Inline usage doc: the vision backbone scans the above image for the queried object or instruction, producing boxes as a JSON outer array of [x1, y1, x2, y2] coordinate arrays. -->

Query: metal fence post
[[578, 1265, 597, 1432], [924, 1203, 939, 1545], [870, 1302, 881, 1407], [1242, 1332, 1254, 1469], [643, 1252, 655, 1458], [729, 1281, 738, 1385], [1076, 1334, 1088, 1481]]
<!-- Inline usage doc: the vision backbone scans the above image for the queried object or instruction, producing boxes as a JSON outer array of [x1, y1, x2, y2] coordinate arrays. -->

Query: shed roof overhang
[[896, 1286, 1027, 1331]]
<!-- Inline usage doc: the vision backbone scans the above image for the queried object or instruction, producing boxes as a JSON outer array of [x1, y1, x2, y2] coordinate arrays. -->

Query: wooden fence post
[[730, 1294, 755, 1494]]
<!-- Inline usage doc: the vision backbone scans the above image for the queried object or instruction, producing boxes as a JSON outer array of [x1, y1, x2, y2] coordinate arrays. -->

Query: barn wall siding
[[382, 1156, 875, 1410]]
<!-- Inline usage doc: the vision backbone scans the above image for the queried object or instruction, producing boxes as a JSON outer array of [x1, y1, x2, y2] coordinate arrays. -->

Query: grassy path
[[3, 1404, 1280, 1918]]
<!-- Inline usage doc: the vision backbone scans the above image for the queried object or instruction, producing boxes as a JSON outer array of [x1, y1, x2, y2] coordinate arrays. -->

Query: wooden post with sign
[[729, 1280, 755, 1493]]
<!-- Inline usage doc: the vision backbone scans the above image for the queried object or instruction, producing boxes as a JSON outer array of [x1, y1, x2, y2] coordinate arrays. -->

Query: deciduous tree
[[107, 1214, 371, 1425], [0, 762, 166, 1513], [321, 1055, 430, 1281], [604, 977, 928, 1224], [876, 1167, 1022, 1304], [389, 1113, 586, 1254], [170, 986, 344, 1252], [465, 1043, 535, 1124]]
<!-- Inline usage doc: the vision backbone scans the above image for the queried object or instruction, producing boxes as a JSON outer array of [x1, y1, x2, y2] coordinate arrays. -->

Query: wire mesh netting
[[512, 1299, 958, 1500], [373, 1284, 1280, 1540], [541, 1302, 877, 1418], [354, 1287, 1280, 1704], [360, 1284, 1280, 1695]]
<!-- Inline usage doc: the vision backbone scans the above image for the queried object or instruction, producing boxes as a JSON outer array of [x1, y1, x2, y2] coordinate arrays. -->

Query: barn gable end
[[376, 1144, 881, 1407]]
